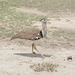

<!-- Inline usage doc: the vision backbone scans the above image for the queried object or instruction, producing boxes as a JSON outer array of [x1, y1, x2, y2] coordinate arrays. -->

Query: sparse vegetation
[[0, 0, 75, 49], [30, 63, 58, 72], [0, 0, 75, 75], [65, 19, 70, 22], [0, 1, 44, 37], [3, 0, 75, 12], [50, 27, 58, 29], [52, 29, 75, 41], [55, 18, 61, 21]]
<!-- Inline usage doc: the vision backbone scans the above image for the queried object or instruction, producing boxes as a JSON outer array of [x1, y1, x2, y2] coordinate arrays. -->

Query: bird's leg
[[32, 43, 34, 57], [32, 42, 44, 59]]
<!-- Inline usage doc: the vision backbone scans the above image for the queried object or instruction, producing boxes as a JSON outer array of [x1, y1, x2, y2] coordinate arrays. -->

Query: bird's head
[[40, 18, 50, 23]]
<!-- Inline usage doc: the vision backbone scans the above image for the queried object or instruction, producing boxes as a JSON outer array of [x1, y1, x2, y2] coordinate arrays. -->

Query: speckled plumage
[[11, 29, 43, 40]]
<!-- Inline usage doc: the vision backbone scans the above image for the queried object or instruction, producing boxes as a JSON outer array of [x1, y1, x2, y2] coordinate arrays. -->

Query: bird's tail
[[10, 34, 19, 40]]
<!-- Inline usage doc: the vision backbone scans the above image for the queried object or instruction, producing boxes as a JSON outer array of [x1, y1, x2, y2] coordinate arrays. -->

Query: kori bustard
[[11, 18, 49, 58]]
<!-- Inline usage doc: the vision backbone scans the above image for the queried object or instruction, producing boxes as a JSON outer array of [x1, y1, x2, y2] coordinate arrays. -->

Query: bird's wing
[[11, 29, 42, 40]]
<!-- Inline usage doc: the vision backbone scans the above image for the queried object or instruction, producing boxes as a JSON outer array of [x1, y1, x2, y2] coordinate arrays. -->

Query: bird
[[10, 18, 49, 58]]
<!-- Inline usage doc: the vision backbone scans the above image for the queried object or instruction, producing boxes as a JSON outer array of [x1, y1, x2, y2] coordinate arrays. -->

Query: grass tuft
[[30, 63, 58, 72]]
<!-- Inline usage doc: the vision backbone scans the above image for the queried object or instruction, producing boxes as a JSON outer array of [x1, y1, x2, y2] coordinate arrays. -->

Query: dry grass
[[0, 1, 44, 37], [0, 0, 75, 49], [30, 63, 58, 72], [5, 0, 75, 12]]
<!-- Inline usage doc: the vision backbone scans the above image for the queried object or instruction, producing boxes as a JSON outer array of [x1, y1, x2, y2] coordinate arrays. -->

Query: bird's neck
[[42, 22, 47, 37]]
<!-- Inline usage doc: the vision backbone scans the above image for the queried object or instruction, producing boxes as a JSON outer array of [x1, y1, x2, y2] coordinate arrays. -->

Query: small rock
[[67, 56, 72, 61]]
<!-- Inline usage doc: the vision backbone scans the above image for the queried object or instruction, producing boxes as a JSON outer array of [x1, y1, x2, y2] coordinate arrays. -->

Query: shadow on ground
[[14, 53, 52, 58]]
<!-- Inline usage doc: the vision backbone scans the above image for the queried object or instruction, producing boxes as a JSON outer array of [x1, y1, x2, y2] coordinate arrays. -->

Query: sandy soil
[[0, 38, 75, 75], [0, 7, 75, 75]]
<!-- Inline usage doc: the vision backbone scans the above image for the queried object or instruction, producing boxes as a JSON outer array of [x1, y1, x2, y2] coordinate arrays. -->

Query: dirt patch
[[0, 38, 75, 75], [15, 7, 49, 16], [30, 63, 58, 72]]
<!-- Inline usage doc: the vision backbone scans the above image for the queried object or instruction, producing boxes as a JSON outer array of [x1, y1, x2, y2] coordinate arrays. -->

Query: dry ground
[[0, 9, 75, 75], [0, 0, 75, 75], [0, 38, 75, 75]]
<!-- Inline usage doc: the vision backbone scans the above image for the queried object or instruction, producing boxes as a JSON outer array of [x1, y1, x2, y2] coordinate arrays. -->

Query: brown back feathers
[[10, 29, 42, 40]]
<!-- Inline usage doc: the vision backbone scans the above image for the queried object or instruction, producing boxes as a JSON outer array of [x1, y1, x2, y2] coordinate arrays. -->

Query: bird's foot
[[32, 52, 36, 57], [33, 52, 36, 54]]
